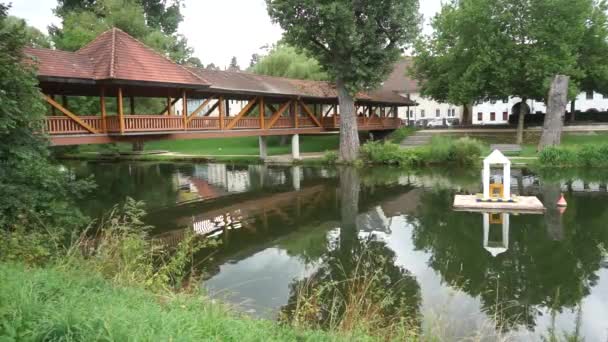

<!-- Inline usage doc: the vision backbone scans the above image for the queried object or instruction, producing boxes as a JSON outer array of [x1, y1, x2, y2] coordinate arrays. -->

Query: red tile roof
[[25, 28, 208, 87], [381, 57, 420, 94], [188, 68, 413, 105], [23, 28, 413, 105]]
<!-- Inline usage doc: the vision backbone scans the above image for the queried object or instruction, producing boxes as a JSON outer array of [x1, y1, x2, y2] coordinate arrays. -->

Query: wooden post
[[130, 96, 135, 115], [182, 90, 188, 130], [219, 96, 225, 130], [50, 95, 56, 115], [292, 100, 298, 128], [117, 87, 125, 133], [167, 96, 173, 116], [259, 97, 265, 129], [225, 99, 230, 117], [333, 104, 338, 127], [100, 87, 107, 132]]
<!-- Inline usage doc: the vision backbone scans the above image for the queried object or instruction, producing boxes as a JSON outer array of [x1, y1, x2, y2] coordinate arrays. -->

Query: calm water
[[67, 161, 608, 341]]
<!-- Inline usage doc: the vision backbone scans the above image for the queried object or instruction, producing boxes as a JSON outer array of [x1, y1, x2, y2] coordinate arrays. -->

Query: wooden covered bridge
[[25, 28, 413, 156]]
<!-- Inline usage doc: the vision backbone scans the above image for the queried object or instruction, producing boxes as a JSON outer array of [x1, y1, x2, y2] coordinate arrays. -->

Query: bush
[[539, 144, 608, 168], [359, 141, 419, 166], [322, 150, 338, 164], [387, 127, 416, 143]]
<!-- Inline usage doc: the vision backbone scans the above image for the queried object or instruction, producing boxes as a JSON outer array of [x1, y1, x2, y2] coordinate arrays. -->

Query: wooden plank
[[182, 90, 188, 130], [267, 103, 278, 114], [298, 100, 322, 127], [203, 101, 219, 117], [266, 100, 291, 129], [117, 87, 125, 133], [44, 95, 100, 134], [219, 96, 225, 130], [225, 97, 259, 130], [323, 105, 334, 117], [100, 87, 107, 132], [260, 97, 265, 129], [185, 97, 216, 124]]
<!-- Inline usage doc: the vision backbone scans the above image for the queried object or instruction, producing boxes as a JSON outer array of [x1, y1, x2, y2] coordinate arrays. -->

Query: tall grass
[[359, 137, 483, 167], [538, 144, 608, 168]]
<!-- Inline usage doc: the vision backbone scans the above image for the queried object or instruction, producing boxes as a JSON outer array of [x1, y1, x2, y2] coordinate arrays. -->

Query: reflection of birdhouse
[[483, 212, 510, 257]]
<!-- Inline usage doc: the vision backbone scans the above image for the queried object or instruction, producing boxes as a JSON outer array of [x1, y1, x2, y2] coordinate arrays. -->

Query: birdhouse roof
[[483, 150, 511, 165]]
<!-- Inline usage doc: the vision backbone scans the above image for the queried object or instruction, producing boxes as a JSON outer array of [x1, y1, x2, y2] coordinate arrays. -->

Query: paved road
[[419, 124, 608, 134]]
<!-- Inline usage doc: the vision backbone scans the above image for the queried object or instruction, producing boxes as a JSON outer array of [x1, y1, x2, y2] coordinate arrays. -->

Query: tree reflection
[[281, 167, 421, 336], [410, 186, 608, 332]]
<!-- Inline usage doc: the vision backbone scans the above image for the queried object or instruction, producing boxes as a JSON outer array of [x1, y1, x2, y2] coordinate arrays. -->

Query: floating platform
[[453, 195, 546, 214]]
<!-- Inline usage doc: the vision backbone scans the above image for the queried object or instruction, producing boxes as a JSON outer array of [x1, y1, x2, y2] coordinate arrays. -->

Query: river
[[66, 160, 608, 341]]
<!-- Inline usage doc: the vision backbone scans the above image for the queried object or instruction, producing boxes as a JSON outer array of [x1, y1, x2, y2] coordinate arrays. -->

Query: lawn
[[78, 134, 340, 156]]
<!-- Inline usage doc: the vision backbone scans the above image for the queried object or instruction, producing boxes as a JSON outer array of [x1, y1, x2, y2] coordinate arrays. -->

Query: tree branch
[[310, 37, 331, 54]]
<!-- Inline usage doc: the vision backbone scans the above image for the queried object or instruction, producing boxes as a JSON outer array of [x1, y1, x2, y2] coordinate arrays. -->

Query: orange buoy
[[557, 193, 568, 207]]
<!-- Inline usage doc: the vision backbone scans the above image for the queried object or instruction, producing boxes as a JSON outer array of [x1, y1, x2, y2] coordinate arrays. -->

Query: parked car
[[426, 119, 452, 128]]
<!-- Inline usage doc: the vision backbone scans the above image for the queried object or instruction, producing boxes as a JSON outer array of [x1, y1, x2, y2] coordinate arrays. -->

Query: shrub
[[539, 144, 608, 168], [387, 126, 416, 144], [359, 141, 418, 166], [450, 137, 484, 165], [322, 150, 338, 164]]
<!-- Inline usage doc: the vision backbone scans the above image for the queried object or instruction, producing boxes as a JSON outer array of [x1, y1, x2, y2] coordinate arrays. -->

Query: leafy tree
[[413, 0, 600, 143], [0, 4, 91, 254], [51, 0, 194, 64], [5, 16, 51, 48], [249, 53, 260, 69], [250, 44, 328, 81], [266, 0, 421, 162], [205, 63, 220, 71], [228, 56, 240, 72]]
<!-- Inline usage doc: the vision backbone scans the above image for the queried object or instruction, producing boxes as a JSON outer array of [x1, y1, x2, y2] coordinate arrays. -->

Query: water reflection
[[66, 161, 608, 340]]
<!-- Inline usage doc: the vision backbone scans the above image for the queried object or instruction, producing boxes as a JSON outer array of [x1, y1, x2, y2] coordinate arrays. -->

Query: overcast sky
[[8, 0, 442, 69]]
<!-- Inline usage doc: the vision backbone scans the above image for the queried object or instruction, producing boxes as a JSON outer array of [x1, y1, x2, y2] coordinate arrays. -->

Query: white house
[[381, 58, 462, 125]]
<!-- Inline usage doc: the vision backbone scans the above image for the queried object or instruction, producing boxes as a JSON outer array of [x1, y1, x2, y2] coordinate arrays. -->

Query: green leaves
[[413, 0, 605, 105], [250, 44, 329, 81], [266, 0, 421, 94]]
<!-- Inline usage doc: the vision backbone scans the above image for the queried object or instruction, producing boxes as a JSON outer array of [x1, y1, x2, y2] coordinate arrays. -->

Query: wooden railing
[[45, 114, 400, 135], [225, 117, 261, 129], [124, 115, 183, 131], [46, 116, 104, 134]]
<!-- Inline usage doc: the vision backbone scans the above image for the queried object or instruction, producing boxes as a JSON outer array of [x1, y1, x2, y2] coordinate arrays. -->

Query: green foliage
[[412, 0, 602, 105], [360, 137, 483, 167], [422, 136, 484, 166], [250, 44, 329, 81], [322, 150, 338, 164], [387, 127, 416, 144], [0, 263, 357, 341], [0, 10, 92, 235], [4, 16, 51, 48], [266, 0, 420, 95], [360, 141, 419, 166], [51, 0, 195, 64], [538, 144, 608, 167]]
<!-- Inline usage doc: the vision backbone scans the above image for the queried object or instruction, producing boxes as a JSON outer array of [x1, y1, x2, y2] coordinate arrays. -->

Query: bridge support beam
[[258, 136, 268, 160], [292, 166, 301, 191], [291, 134, 300, 160]]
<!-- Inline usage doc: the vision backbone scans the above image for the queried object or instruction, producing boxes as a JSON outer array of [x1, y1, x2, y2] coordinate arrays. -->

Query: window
[[451, 108, 456, 117], [502, 112, 508, 120], [490, 99, 496, 104], [490, 112, 496, 121], [436, 109, 440, 117], [478, 112, 483, 121], [502, 98, 508, 104], [586, 91, 594, 100], [421, 109, 425, 118]]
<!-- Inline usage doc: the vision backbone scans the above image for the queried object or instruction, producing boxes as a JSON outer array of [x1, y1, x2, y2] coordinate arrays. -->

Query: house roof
[[188, 68, 414, 105], [381, 57, 420, 94], [25, 28, 208, 87]]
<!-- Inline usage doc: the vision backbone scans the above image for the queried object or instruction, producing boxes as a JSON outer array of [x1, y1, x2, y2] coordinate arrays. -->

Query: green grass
[[77, 135, 340, 156], [0, 263, 365, 342]]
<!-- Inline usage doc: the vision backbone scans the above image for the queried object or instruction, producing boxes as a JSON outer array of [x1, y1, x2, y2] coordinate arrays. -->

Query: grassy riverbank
[[0, 263, 359, 341]]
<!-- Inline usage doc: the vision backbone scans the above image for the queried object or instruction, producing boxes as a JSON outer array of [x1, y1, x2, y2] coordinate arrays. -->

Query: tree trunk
[[570, 99, 576, 122], [538, 75, 569, 151], [337, 79, 360, 163], [461, 102, 473, 126], [516, 98, 528, 144]]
